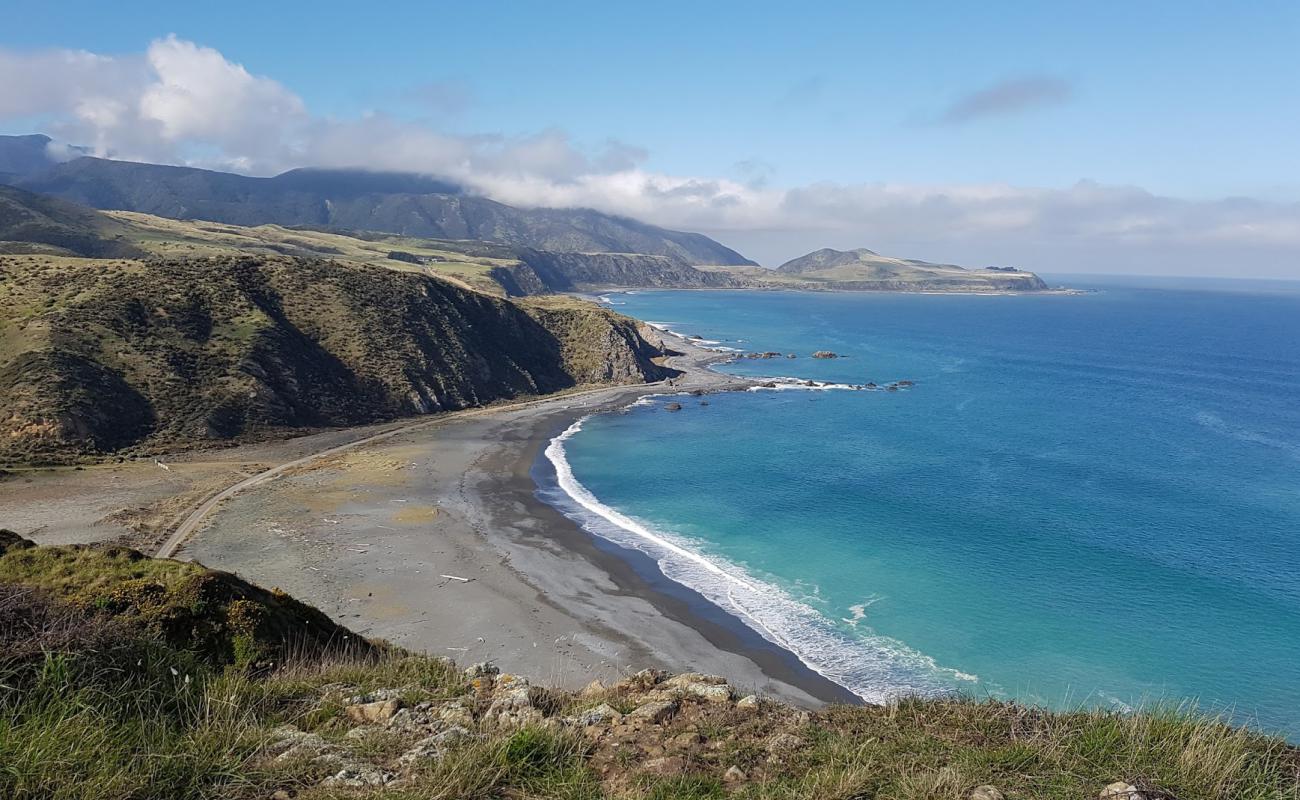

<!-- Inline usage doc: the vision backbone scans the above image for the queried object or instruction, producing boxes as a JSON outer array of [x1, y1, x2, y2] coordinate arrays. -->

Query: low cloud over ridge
[[1, 37, 1296, 276]]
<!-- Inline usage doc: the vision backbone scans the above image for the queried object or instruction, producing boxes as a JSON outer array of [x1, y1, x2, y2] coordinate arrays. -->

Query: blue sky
[[2, 0, 1298, 275]]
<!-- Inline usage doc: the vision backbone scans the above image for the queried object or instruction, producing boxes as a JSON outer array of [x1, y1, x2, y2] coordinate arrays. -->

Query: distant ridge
[[1, 136, 755, 266]]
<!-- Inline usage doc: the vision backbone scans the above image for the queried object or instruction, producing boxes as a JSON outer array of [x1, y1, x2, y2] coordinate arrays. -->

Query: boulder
[[812, 351, 839, 359], [664, 402, 683, 412]]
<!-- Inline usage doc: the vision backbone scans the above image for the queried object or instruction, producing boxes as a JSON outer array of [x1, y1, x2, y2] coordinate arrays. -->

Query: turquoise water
[[539, 279, 1300, 735]]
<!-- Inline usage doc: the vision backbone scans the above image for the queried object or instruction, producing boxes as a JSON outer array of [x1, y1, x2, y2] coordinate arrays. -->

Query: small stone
[[629, 699, 678, 724], [271, 791, 293, 800], [669, 731, 703, 749], [735, 694, 761, 711], [1100, 782, 1145, 800], [640, 756, 685, 777], [579, 679, 607, 697], [968, 786, 1004, 800], [345, 699, 403, 724], [724, 765, 748, 782]]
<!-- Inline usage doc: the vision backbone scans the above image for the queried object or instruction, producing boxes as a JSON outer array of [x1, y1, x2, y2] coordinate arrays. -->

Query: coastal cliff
[[0, 254, 673, 463], [0, 532, 1293, 800]]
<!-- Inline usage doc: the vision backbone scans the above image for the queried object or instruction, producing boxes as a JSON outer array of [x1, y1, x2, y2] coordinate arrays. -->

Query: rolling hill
[[0, 185, 143, 259]]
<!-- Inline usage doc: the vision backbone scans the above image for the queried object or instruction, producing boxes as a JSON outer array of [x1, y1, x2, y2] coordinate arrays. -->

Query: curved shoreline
[[530, 340, 964, 705]]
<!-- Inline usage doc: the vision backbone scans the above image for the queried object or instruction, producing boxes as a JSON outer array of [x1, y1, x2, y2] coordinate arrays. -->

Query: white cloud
[[0, 38, 1296, 276]]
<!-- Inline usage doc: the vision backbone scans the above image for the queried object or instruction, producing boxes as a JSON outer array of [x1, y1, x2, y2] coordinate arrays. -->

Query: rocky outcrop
[[259, 663, 811, 794]]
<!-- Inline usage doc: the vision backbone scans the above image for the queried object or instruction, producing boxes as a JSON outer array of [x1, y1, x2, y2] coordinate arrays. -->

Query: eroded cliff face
[[0, 255, 672, 462]]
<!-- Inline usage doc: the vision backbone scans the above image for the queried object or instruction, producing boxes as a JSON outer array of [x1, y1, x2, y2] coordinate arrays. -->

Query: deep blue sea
[[537, 277, 1300, 735]]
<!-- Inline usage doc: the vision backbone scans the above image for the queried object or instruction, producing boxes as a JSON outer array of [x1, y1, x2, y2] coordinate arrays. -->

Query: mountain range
[[0, 135, 754, 266]]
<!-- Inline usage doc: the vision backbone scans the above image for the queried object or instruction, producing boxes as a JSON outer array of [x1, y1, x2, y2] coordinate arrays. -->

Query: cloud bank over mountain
[[2, 36, 1296, 276]]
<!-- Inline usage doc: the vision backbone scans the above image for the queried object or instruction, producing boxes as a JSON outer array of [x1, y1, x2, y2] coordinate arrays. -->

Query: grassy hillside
[[0, 253, 672, 463], [0, 185, 143, 259], [1, 532, 1295, 800], [12, 155, 756, 266]]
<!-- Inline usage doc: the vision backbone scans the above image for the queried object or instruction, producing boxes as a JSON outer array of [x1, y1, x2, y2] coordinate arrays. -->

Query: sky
[[2, 0, 1298, 277]]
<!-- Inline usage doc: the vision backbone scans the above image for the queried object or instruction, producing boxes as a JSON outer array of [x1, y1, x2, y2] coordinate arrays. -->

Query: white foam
[[748, 377, 863, 392], [543, 418, 977, 702]]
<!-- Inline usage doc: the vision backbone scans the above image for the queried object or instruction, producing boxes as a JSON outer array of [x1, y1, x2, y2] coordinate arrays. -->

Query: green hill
[[0, 253, 673, 463]]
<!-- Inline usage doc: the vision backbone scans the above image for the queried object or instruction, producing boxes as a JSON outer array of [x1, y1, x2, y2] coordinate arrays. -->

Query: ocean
[[536, 277, 1300, 736]]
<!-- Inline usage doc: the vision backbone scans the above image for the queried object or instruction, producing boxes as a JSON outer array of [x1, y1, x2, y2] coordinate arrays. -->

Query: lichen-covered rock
[[464, 662, 499, 679], [438, 700, 475, 728], [320, 766, 394, 787], [575, 703, 623, 726], [681, 682, 733, 703]]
